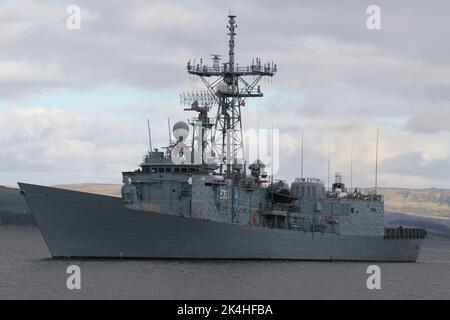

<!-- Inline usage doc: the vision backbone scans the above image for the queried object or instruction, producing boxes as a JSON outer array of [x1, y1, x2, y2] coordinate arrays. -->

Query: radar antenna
[[180, 91, 215, 164], [186, 15, 277, 174]]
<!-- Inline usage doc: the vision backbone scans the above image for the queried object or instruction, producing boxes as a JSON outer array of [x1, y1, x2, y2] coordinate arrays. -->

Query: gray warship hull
[[19, 183, 422, 261]]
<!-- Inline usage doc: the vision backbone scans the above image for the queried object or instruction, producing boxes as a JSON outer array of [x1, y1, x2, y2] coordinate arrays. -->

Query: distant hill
[[385, 212, 450, 240], [0, 185, 29, 213], [53, 183, 121, 197], [380, 187, 450, 220]]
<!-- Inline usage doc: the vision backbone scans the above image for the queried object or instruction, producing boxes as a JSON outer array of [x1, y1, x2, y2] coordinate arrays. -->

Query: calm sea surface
[[1, 227, 449, 299]]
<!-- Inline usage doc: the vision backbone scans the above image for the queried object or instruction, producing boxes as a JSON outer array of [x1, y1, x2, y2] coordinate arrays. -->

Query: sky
[[0, 0, 449, 188]]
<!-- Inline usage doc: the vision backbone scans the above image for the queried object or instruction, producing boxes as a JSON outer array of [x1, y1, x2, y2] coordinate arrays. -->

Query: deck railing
[[384, 227, 427, 239]]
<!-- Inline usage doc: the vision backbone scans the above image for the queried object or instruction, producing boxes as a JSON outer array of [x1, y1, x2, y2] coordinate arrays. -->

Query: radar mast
[[186, 14, 277, 175]]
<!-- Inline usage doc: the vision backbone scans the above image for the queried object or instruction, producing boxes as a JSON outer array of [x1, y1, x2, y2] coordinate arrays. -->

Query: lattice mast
[[187, 14, 277, 174]]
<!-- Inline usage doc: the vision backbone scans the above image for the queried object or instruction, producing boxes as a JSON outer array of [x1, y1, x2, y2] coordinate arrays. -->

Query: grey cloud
[[1, 0, 450, 100], [1, 0, 450, 188], [0, 107, 173, 184], [382, 151, 450, 180], [407, 103, 450, 133]]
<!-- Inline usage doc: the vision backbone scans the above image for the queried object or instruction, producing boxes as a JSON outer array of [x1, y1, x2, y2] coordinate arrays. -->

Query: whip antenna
[[301, 128, 304, 179], [375, 128, 379, 195], [147, 118, 152, 152]]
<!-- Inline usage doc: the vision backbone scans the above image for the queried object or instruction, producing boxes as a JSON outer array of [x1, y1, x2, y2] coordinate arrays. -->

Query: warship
[[19, 15, 426, 261]]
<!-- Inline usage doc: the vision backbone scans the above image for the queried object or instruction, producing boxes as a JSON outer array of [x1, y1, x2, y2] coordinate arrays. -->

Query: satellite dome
[[173, 121, 189, 142]]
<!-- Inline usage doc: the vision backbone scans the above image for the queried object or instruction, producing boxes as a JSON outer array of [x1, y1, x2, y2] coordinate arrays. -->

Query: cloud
[[0, 107, 143, 184], [0, 104, 449, 188], [407, 102, 450, 133], [381, 151, 450, 182], [0, 61, 60, 82], [1, 0, 450, 99], [0, 0, 450, 188]]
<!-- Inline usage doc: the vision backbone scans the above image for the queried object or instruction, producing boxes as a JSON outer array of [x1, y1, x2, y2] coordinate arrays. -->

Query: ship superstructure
[[19, 15, 426, 261]]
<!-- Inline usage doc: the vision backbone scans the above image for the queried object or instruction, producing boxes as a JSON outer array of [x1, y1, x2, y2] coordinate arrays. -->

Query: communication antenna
[[300, 128, 304, 179], [350, 135, 353, 192], [327, 134, 330, 192], [256, 111, 262, 160], [375, 128, 379, 195], [271, 126, 274, 184], [168, 118, 172, 145], [186, 15, 277, 174], [147, 118, 152, 152]]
